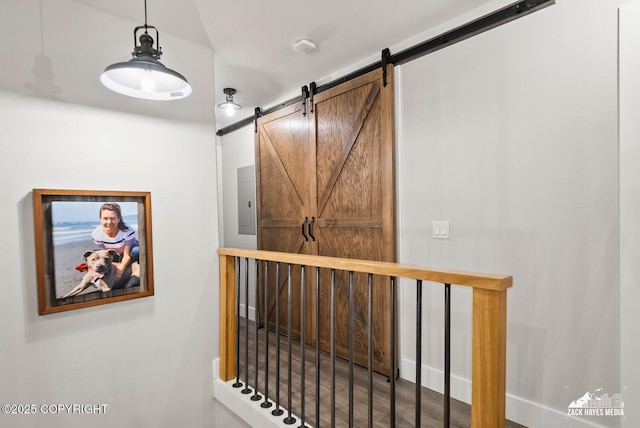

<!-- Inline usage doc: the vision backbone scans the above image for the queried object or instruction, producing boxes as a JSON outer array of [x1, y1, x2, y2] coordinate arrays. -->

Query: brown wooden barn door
[[311, 67, 396, 374], [255, 102, 312, 338], [255, 66, 395, 373]]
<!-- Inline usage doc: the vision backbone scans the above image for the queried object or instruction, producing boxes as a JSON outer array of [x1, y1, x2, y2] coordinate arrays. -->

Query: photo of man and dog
[[51, 201, 141, 299]]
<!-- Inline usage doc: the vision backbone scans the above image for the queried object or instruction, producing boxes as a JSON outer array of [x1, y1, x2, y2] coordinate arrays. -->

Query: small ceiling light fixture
[[100, 0, 192, 100], [218, 88, 241, 116]]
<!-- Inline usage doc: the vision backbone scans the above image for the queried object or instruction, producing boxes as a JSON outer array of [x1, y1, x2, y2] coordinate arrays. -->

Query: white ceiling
[[72, 0, 507, 129]]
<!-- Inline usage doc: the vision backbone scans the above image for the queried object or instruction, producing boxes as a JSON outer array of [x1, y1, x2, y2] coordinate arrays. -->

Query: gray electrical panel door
[[237, 165, 256, 235]]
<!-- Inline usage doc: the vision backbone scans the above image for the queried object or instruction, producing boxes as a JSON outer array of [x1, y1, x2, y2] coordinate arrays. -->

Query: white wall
[[0, 92, 225, 428], [218, 1, 633, 427], [218, 125, 258, 320], [619, 2, 640, 427], [397, 0, 622, 426], [218, 125, 258, 250], [0, 1, 244, 427]]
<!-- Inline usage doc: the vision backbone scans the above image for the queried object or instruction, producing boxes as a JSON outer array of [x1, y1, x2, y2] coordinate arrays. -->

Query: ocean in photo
[[52, 214, 139, 246]]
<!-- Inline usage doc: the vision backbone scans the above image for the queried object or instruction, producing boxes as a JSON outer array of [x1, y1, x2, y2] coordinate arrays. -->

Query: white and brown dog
[[61, 249, 124, 298]]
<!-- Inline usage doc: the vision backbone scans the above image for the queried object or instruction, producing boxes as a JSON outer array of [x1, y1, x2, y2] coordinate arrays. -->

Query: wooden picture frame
[[33, 189, 154, 315]]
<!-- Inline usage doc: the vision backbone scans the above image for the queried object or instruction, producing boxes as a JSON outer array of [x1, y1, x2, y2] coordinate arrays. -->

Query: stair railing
[[218, 247, 512, 428]]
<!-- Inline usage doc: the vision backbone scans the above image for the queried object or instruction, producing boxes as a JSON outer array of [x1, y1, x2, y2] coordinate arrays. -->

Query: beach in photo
[[53, 237, 97, 298]]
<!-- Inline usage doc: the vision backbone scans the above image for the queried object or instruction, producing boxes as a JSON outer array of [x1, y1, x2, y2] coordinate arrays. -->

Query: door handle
[[308, 217, 316, 242], [302, 217, 309, 241]]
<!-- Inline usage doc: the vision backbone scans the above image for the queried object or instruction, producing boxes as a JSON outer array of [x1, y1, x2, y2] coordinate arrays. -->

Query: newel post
[[219, 254, 237, 381], [471, 288, 507, 428]]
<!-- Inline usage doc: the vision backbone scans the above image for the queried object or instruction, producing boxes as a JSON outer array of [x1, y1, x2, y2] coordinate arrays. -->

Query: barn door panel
[[255, 103, 311, 337], [312, 67, 395, 374]]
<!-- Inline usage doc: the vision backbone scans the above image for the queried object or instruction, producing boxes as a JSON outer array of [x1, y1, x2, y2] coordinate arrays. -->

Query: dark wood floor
[[236, 319, 526, 428]]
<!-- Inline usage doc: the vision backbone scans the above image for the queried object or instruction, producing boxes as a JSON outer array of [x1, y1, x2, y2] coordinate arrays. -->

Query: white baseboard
[[213, 358, 303, 428], [213, 356, 607, 428], [399, 358, 607, 428], [214, 378, 297, 428], [238, 303, 255, 322]]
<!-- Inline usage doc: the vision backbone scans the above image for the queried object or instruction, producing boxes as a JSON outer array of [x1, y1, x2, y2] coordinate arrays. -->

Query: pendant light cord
[[144, 0, 148, 33]]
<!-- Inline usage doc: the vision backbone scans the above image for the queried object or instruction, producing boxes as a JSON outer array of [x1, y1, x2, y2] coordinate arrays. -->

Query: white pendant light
[[218, 88, 241, 116], [100, 0, 191, 100]]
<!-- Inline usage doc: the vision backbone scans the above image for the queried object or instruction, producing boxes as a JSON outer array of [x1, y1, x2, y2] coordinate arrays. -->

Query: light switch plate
[[432, 221, 450, 239]]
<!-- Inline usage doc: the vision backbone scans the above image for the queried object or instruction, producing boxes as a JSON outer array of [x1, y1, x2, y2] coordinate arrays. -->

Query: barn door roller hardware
[[309, 82, 317, 114], [302, 85, 310, 116], [254, 107, 262, 133], [218, 0, 554, 137], [382, 48, 391, 87]]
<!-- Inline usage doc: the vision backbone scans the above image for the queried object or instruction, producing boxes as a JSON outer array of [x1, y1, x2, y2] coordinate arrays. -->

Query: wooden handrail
[[217, 247, 511, 428], [218, 248, 511, 291]]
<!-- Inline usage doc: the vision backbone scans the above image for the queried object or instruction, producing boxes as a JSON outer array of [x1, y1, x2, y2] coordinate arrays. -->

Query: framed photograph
[[33, 189, 154, 315]]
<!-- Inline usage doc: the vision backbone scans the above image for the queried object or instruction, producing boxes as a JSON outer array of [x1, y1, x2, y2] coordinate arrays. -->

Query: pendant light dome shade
[[101, 56, 192, 101], [101, 3, 191, 101]]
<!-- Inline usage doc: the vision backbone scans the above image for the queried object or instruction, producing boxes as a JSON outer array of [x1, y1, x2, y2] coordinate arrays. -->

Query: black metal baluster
[[330, 269, 336, 428], [349, 271, 354, 428], [299, 265, 306, 428], [284, 264, 296, 425], [368, 273, 373, 428], [315, 268, 321, 428], [242, 258, 252, 394], [390, 276, 396, 428], [416, 280, 423, 427], [233, 257, 242, 388], [444, 283, 451, 428], [262, 262, 273, 409], [272, 263, 284, 416], [252, 259, 262, 402]]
